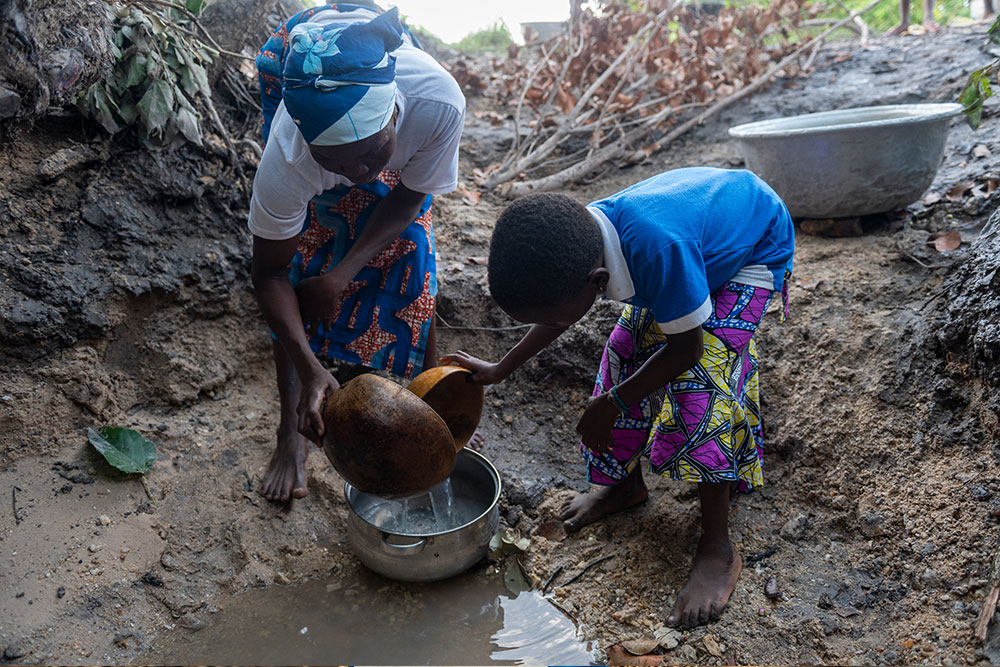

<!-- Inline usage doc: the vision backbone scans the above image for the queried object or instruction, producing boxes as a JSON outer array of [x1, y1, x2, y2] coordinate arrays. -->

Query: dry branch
[[500, 0, 887, 198], [975, 538, 1000, 643]]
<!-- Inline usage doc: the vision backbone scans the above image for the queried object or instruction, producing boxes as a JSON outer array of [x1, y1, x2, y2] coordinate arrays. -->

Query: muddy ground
[[1, 24, 1000, 666]]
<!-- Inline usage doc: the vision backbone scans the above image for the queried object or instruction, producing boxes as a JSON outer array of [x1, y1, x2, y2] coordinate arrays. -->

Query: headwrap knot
[[281, 7, 404, 146]]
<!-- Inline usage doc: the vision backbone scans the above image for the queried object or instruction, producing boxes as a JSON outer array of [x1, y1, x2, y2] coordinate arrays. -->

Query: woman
[[249, 4, 465, 502]]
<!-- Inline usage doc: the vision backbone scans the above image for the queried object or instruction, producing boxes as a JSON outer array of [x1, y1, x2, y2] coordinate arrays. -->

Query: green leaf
[[174, 106, 202, 145], [185, 0, 207, 15], [93, 86, 121, 133], [118, 100, 139, 123], [137, 78, 175, 134], [503, 559, 532, 595], [87, 427, 157, 475], [989, 16, 1000, 46], [125, 54, 148, 88]]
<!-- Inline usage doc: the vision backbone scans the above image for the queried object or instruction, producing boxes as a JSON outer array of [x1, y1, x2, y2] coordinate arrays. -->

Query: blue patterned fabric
[[256, 5, 404, 145]]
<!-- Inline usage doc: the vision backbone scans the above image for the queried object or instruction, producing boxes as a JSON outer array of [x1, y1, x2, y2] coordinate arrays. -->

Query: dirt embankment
[[1, 25, 999, 666]]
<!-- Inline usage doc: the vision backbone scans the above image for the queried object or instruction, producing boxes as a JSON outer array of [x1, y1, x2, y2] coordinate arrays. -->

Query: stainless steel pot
[[345, 448, 501, 582], [728, 103, 962, 219]]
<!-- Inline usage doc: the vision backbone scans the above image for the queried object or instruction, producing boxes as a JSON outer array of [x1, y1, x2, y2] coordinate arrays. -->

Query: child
[[442, 167, 794, 628]]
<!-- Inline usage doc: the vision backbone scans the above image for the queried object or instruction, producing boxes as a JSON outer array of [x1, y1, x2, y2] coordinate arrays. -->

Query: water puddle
[[149, 571, 597, 665]]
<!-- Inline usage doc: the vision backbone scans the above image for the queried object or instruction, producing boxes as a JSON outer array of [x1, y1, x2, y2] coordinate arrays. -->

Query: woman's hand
[[576, 394, 620, 455], [297, 367, 341, 445], [296, 271, 349, 336], [439, 351, 506, 385]]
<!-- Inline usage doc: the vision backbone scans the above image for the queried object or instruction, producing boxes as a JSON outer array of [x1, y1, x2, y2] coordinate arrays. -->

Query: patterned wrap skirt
[[256, 4, 435, 380], [583, 281, 781, 491]]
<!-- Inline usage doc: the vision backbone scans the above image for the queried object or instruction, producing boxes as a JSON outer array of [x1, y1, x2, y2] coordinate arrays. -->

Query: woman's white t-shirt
[[248, 11, 466, 241]]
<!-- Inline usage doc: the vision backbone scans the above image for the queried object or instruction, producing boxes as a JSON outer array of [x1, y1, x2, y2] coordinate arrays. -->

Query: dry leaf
[[607, 644, 662, 666], [534, 520, 567, 542], [703, 635, 723, 657], [622, 639, 661, 655], [973, 144, 993, 159], [794, 276, 821, 291], [457, 185, 481, 206], [930, 230, 962, 252], [922, 191, 942, 206], [556, 86, 576, 114], [946, 181, 974, 202]]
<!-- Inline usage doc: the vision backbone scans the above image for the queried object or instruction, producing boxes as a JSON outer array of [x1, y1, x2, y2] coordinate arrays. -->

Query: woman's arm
[[250, 235, 340, 443], [296, 182, 428, 334], [441, 323, 569, 384]]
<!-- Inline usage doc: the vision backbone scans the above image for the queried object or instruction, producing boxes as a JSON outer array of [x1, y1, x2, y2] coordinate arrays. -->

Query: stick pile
[[468, 0, 837, 196]]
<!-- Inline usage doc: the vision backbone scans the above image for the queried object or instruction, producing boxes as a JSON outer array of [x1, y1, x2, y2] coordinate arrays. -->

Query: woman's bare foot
[[667, 537, 742, 629], [560, 467, 648, 532], [466, 430, 485, 452], [261, 425, 309, 502]]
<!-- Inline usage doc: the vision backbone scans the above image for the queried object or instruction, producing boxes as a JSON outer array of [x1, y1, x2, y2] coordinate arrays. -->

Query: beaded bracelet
[[607, 385, 630, 412]]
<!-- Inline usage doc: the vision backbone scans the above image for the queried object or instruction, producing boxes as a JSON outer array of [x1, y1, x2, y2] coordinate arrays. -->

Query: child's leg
[[667, 481, 742, 629], [261, 340, 311, 502], [562, 306, 660, 531], [561, 465, 648, 532]]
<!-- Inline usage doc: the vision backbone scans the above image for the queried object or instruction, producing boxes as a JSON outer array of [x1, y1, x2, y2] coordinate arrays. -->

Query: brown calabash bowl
[[406, 366, 485, 451], [321, 374, 457, 497]]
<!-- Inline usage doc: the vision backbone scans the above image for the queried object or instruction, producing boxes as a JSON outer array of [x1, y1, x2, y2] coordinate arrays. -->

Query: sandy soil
[[1, 24, 999, 666]]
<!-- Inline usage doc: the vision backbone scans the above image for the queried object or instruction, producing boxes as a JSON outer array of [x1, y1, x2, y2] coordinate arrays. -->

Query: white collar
[[588, 206, 635, 303]]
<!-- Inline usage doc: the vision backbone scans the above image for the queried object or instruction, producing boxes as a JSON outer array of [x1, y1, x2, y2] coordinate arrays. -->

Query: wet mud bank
[[1, 26, 1000, 665]]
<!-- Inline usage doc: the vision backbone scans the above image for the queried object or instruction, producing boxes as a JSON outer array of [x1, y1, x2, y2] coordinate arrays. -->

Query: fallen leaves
[[607, 644, 663, 666], [621, 638, 660, 655], [929, 229, 962, 252], [534, 520, 568, 542], [456, 184, 481, 206], [947, 181, 975, 202], [973, 143, 993, 159]]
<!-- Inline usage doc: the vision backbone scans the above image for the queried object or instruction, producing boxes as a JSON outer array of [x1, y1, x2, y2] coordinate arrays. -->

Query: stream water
[[149, 570, 597, 665]]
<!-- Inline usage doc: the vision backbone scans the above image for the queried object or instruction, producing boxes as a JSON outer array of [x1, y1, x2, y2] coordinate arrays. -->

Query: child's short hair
[[488, 193, 603, 312]]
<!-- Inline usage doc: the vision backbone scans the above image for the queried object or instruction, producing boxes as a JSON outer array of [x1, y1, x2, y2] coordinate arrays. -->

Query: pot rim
[[344, 447, 502, 538], [727, 103, 963, 139]]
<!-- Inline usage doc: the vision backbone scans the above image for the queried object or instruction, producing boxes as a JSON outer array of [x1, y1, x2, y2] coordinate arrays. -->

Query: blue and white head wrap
[[282, 7, 404, 146]]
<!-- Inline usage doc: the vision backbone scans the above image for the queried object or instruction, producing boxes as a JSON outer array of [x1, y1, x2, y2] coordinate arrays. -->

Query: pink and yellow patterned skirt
[[583, 281, 781, 491]]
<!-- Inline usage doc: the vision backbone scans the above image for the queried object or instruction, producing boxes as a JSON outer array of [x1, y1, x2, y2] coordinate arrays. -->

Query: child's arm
[[440, 323, 569, 384], [577, 326, 703, 453]]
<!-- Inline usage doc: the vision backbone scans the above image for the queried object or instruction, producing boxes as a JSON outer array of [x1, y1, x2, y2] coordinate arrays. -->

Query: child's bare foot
[[667, 537, 742, 629], [560, 467, 648, 532], [261, 425, 309, 502]]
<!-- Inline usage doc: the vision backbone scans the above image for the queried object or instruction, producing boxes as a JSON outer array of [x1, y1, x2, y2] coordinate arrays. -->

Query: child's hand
[[576, 394, 619, 454], [439, 351, 505, 385]]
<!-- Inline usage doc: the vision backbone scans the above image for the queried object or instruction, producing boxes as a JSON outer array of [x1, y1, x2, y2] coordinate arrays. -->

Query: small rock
[[3, 640, 26, 660], [56, 586, 66, 599], [859, 511, 887, 538], [764, 576, 781, 599], [98, 515, 112, 526], [0, 86, 21, 118], [703, 635, 723, 658], [160, 552, 179, 570], [88, 544, 101, 553], [275, 572, 291, 585], [884, 650, 900, 665], [325, 582, 342, 593], [780, 514, 809, 541]]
